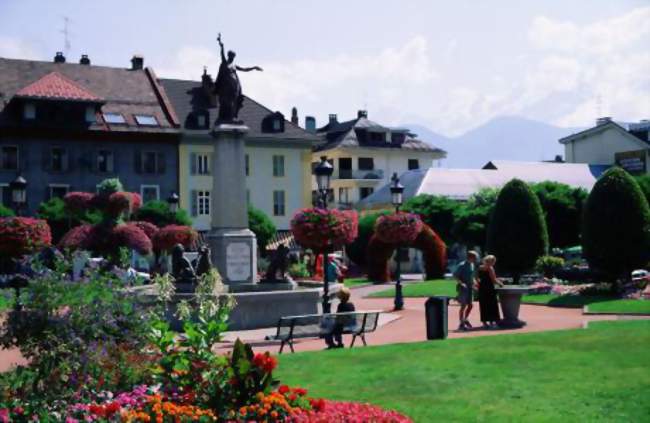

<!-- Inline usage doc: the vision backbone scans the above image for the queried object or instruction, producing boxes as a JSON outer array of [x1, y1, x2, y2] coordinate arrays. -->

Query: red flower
[[58, 224, 93, 251], [252, 352, 277, 373], [130, 221, 159, 239], [0, 217, 52, 258], [63, 191, 94, 212], [294, 387, 308, 396], [113, 224, 153, 255], [291, 208, 358, 252], [375, 212, 423, 244], [278, 385, 290, 395], [152, 225, 198, 253]]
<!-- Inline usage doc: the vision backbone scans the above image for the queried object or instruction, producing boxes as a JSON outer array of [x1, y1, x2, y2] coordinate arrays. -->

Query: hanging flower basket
[[374, 212, 423, 244], [290, 208, 358, 252]]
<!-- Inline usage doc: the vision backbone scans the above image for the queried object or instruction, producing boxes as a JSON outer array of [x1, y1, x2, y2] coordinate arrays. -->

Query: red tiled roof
[[15, 71, 101, 102]]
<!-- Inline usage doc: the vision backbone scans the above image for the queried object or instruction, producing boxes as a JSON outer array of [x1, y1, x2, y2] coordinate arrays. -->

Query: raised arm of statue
[[236, 65, 263, 72], [217, 33, 226, 62]]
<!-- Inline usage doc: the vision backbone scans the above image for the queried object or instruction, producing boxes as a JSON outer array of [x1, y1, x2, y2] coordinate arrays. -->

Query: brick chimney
[[328, 114, 337, 124], [130, 55, 144, 70], [357, 110, 368, 118], [291, 107, 299, 125], [79, 54, 91, 65], [305, 116, 316, 133], [54, 52, 66, 63]]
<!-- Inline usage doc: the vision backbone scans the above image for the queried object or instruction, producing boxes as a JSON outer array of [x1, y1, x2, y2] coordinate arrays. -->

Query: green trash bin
[[425, 296, 449, 340]]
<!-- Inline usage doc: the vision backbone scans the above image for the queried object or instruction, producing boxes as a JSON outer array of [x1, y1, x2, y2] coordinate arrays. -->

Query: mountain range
[[405, 116, 583, 168]]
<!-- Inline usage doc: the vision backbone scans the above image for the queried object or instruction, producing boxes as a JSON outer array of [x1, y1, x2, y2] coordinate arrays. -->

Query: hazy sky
[[1, 0, 649, 136]]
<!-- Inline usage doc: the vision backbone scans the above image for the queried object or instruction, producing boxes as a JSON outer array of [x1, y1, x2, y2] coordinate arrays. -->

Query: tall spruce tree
[[582, 168, 650, 282], [487, 179, 548, 283]]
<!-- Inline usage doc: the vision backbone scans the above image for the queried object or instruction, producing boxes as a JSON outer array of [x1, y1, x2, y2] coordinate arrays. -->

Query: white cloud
[[0, 36, 42, 60]]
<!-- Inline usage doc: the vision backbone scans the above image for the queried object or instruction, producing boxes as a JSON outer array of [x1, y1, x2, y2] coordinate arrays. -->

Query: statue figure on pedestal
[[195, 245, 212, 277], [263, 243, 291, 283], [171, 244, 197, 288], [214, 33, 263, 123]]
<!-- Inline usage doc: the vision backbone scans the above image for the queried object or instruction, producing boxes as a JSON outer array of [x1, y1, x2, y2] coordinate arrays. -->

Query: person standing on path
[[454, 251, 479, 330], [478, 255, 504, 328]]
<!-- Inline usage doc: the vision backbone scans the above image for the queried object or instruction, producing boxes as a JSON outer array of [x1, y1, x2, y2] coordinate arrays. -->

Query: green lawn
[[343, 277, 375, 287], [587, 299, 650, 314], [277, 320, 650, 422], [367, 279, 456, 298], [523, 294, 650, 314]]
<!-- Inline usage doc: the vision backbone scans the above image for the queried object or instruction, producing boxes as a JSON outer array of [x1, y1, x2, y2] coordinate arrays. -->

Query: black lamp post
[[10, 175, 27, 216], [314, 156, 334, 313], [167, 192, 180, 213], [390, 173, 405, 311]]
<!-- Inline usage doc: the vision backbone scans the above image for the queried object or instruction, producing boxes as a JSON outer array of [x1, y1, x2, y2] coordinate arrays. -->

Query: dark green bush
[[0, 203, 15, 218], [452, 188, 499, 249], [248, 206, 276, 254], [487, 179, 549, 283], [635, 174, 650, 205], [37, 197, 102, 243], [133, 200, 192, 228], [531, 181, 588, 248], [345, 211, 390, 268], [582, 167, 650, 282]]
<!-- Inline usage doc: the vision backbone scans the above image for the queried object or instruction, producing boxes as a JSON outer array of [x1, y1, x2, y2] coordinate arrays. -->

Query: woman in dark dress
[[478, 255, 503, 328]]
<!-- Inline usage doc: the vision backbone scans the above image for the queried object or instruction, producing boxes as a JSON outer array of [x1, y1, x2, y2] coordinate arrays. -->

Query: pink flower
[[152, 225, 198, 253], [0, 408, 9, 423], [291, 208, 358, 251], [374, 212, 423, 244], [64, 192, 95, 212], [0, 217, 52, 258]]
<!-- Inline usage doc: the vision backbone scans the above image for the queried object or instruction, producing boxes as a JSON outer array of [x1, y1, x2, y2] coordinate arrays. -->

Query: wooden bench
[[267, 311, 381, 354]]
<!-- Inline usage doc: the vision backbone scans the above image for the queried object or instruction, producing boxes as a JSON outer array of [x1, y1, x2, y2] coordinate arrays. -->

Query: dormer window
[[23, 103, 36, 120], [85, 106, 96, 123], [369, 131, 385, 143], [103, 112, 126, 124], [262, 112, 285, 133], [197, 114, 206, 128], [272, 119, 281, 131], [134, 114, 158, 126]]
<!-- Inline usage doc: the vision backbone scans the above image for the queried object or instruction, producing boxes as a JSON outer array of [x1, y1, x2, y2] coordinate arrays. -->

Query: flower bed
[[374, 212, 423, 244], [291, 208, 358, 252], [0, 217, 52, 258]]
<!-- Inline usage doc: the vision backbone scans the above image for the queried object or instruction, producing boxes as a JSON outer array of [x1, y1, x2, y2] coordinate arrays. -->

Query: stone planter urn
[[496, 285, 530, 328]]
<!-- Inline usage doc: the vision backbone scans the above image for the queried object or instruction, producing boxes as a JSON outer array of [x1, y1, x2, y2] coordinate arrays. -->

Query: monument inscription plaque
[[226, 242, 251, 281]]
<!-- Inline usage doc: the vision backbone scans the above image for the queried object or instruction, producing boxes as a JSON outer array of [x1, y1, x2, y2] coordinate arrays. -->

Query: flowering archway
[[367, 219, 447, 283]]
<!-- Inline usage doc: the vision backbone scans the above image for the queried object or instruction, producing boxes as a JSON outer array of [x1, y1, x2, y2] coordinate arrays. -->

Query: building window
[[392, 133, 406, 143], [358, 157, 374, 171], [197, 191, 211, 216], [369, 131, 385, 142], [245, 154, 250, 176], [134, 114, 158, 126], [272, 119, 281, 131], [50, 147, 67, 172], [103, 113, 126, 124], [85, 106, 96, 123], [197, 153, 210, 175], [272, 155, 285, 177], [97, 150, 114, 173], [197, 114, 206, 128], [273, 190, 285, 216], [49, 185, 69, 199], [142, 152, 158, 174], [360, 187, 374, 199], [0, 184, 11, 207], [1, 146, 18, 170], [338, 187, 350, 204], [408, 159, 420, 170], [141, 185, 160, 203], [24, 103, 36, 120]]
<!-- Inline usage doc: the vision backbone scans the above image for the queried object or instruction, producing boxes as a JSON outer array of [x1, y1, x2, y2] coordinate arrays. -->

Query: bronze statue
[[171, 243, 197, 285], [195, 245, 212, 277], [264, 243, 290, 282], [214, 33, 263, 123]]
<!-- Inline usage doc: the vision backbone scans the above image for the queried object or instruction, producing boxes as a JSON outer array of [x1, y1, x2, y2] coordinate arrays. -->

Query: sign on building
[[615, 150, 647, 175]]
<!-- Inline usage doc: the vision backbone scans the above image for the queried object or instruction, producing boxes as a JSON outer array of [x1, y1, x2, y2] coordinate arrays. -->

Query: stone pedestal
[[496, 285, 530, 328], [207, 123, 258, 286]]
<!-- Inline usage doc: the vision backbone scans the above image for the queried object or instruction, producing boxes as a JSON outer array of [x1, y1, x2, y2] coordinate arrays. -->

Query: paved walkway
[[1, 282, 648, 371]]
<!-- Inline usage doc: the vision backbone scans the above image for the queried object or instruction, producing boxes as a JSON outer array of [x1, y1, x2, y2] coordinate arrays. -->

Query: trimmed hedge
[[487, 178, 548, 282]]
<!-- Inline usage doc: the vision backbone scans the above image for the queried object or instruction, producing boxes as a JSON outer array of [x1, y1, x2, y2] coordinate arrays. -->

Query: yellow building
[[161, 78, 318, 231], [313, 111, 446, 207]]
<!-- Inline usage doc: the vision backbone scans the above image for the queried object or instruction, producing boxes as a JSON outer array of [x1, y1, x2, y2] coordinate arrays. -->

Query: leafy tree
[[582, 168, 650, 282], [133, 200, 192, 228], [345, 211, 390, 268], [37, 197, 101, 243], [452, 188, 499, 249], [531, 181, 588, 248], [635, 174, 650, 205], [402, 194, 461, 244], [248, 206, 276, 255], [487, 179, 548, 283], [0, 204, 15, 218]]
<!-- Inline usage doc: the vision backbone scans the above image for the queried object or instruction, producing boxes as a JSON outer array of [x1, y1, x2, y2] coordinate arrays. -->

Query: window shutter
[[190, 153, 197, 175], [157, 152, 166, 174], [191, 190, 198, 217], [62, 149, 70, 172], [207, 153, 213, 175], [107, 151, 115, 173], [134, 151, 142, 174]]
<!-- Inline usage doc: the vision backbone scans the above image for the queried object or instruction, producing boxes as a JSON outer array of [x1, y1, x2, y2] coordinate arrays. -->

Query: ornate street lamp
[[390, 173, 405, 311], [314, 156, 334, 313], [167, 192, 180, 213], [10, 175, 27, 216]]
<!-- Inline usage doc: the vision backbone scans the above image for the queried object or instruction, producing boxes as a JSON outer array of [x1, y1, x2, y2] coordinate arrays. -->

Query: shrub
[[635, 174, 650, 205], [531, 181, 588, 248], [487, 179, 548, 283], [535, 255, 565, 278], [129, 220, 159, 239], [96, 177, 123, 195], [374, 212, 423, 244], [582, 167, 650, 282], [402, 194, 461, 244], [289, 262, 310, 278], [0, 204, 14, 218], [63, 191, 95, 213], [132, 200, 193, 228], [0, 217, 52, 258], [248, 206, 276, 254], [291, 208, 358, 252], [452, 188, 499, 250], [151, 224, 198, 253], [345, 211, 389, 268]]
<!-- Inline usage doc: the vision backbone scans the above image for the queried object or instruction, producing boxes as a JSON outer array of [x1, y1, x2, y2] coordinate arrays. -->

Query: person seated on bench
[[325, 287, 355, 349]]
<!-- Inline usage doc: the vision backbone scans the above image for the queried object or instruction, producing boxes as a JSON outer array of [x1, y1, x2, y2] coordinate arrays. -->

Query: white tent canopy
[[356, 160, 608, 209]]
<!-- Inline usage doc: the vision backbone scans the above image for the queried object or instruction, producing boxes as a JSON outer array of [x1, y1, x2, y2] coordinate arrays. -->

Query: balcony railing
[[336, 169, 384, 180]]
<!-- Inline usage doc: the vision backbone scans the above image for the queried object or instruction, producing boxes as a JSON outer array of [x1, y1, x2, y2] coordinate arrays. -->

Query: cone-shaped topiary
[[582, 167, 650, 282], [487, 178, 548, 283]]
